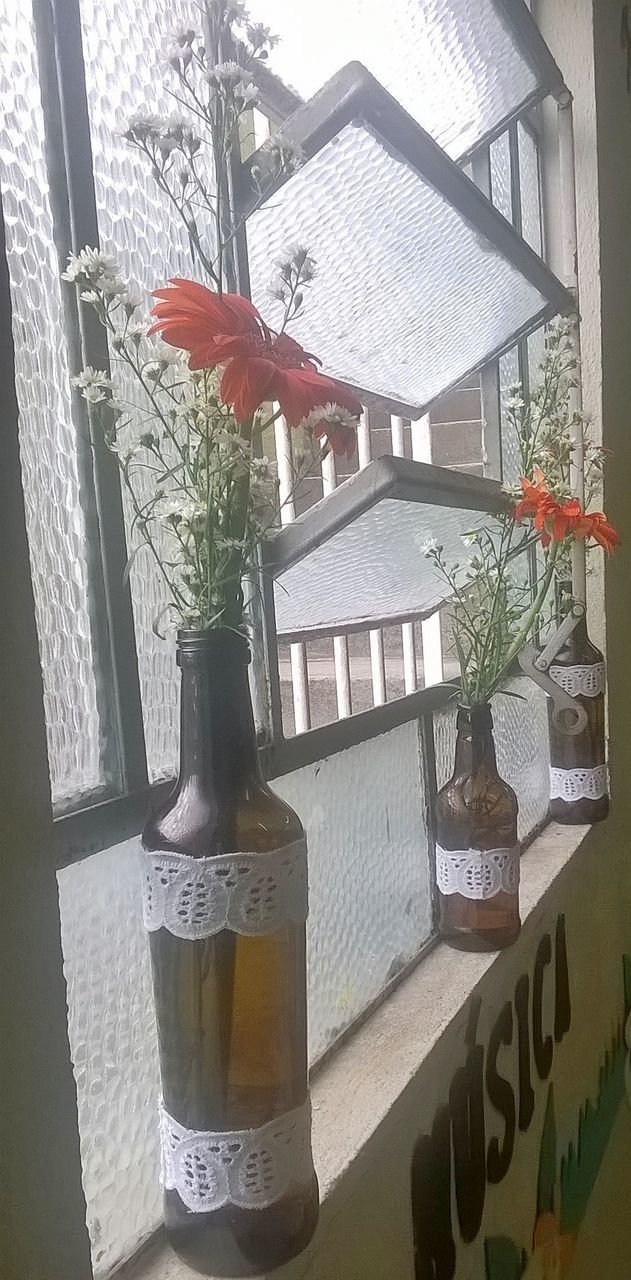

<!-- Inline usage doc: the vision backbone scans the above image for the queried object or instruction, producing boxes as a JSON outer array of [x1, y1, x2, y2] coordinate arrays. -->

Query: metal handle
[[518, 643, 588, 736]]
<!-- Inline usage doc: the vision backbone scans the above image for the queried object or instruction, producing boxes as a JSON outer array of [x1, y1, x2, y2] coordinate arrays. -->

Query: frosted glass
[[528, 324, 547, 390], [247, 0, 541, 160], [78, 0, 201, 782], [274, 499, 492, 638], [247, 122, 550, 415], [433, 679, 550, 841], [499, 346, 523, 484], [0, 3, 103, 805], [273, 721, 433, 1060], [518, 122, 543, 255], [57, 840, 161, 1276], [490, 129, 513, 223]]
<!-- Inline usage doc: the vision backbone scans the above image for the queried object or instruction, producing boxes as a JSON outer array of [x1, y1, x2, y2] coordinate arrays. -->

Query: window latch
[[517, 605, 588, 735]]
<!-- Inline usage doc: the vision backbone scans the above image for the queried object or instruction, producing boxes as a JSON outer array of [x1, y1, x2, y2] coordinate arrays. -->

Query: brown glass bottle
[[548, 614, 609, 824], [436, 704, 520, 952], [142, 629, 318, 1277]]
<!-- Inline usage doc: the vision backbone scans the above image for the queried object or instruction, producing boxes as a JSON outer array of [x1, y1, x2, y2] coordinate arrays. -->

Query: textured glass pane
[[274, 499, 489, 638], [518, 122, 543, 254], [0, 3, 103, 805], [490, 129, 513, 222], [433, 679, 550, 841], [248, 0, 540, 160], [247, 123, 550, 415], [273, 721, 433, 1060], [528, 324, 547, 391], [499, 346, 523, 484], [78, 0, 200, 782], [58, 840, 161, 1276]]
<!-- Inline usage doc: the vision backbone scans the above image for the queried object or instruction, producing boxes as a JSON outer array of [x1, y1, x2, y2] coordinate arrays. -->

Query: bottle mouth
[[456, 701, 493, 726], [176, 626, 251, 666]]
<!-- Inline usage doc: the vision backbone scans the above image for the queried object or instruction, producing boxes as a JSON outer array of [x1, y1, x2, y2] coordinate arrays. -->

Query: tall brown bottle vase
[[547, 614, 609, 824], [141, 629, 319, 1277], [436, 703, 520, 952]]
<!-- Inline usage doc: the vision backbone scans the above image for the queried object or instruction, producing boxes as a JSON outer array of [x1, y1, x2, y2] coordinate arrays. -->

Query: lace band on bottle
[[549, 764, 608, 802], [436, 845, 519, 900], [142, 839, 308, 940], [549, 662, 606, 698], [159, 1098, 313, 1213]]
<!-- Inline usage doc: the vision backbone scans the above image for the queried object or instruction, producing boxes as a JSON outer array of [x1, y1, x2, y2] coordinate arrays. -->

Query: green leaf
[[122, 541, 147, 589], [484, 1236, 525, 1280], [493, 687, 528, 702]]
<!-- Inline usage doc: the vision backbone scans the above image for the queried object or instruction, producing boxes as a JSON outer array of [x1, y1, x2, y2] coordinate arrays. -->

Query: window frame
[[17, 0, 559, 874]]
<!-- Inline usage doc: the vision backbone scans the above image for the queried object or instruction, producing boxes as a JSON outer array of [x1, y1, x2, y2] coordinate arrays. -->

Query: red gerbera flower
[[513, 465, 550, 522], [572, 510, 621, 553], [513, 470, 584, 547], [149, 279, 362, 433]]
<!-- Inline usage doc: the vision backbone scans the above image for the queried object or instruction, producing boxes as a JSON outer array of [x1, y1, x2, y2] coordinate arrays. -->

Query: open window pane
[[247, 0, 562, 160], [1, 2, 104, 806], [274, 496, 492, 639], [244, 72, 572, 417], [266, 457, 511, 639]]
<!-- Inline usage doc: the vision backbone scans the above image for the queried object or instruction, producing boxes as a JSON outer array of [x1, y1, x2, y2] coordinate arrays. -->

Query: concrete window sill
[[118, 821, 590, 1280]]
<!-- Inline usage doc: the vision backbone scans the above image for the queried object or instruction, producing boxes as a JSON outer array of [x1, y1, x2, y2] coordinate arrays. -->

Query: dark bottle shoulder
[[436, 769, 518, 813], [142, 777, 303, 855], [553, 632, 604, 666]]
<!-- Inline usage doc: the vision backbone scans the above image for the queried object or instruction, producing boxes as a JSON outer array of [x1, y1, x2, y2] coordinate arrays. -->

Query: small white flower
[[62, 247, 119, 284], [71, 366, 112, 392], [234, 80, 259, 104], [79, 289, 102, 306], [300, 402, 357, 432], [124, 113, 165, 142], [421, 537, 440, 557], [461, 531, 478, 547], [214, 428, 251, 453], [504, 395, 525, 411]]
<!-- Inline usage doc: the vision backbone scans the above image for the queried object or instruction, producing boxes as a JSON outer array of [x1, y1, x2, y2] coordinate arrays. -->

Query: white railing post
[[411, 415, 445, 686], [321, 450, 352, 718], [558, 93, 586, 605], [390, 416, 418, 694], [274, 414, 311, 733], [358, 410, 388, 705]]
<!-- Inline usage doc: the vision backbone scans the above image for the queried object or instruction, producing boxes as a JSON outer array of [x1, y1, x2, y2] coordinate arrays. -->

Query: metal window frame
[[235, 62, 575, 419], [9, 14, 558, 869], [38, 0, 149, 801]]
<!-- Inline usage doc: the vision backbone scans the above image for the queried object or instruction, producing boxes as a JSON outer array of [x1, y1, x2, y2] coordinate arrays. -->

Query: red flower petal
[[220, 355, 277, 421]]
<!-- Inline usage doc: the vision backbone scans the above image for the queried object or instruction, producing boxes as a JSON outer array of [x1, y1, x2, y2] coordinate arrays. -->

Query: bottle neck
[[453, 703, 498, 775], [176, 628, 260, 800]]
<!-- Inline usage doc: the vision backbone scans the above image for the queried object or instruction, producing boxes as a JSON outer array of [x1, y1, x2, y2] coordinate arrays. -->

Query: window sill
[[118, 820, 590, 1280]]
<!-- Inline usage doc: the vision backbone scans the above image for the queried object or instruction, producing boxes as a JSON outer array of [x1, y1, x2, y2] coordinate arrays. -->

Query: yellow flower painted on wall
[[531, 1212, 574, 1279]]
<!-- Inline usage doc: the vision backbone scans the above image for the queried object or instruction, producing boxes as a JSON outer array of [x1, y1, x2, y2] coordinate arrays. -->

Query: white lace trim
[[549, 764, 608, 802], [142, 840, 308, 940], [549, 662, 606, 698], [160, 1099, 313, 1213], [436, 845, 519, 900]]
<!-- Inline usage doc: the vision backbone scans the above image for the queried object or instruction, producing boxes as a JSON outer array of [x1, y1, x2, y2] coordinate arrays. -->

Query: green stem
[[483, 540, 560, 701]]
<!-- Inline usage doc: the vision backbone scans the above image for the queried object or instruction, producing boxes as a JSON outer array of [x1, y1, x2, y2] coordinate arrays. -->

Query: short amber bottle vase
[[435, 703, 520, 952]]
